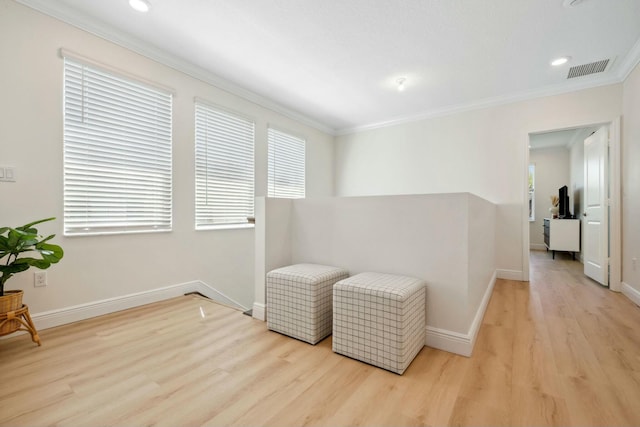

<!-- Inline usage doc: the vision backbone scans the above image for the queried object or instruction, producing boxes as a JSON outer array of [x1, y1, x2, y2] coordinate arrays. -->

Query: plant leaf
[[39, 234, 56, 244], [13, 257, 51, 269], [0, 263, 31, 274], [18, 217, 56, 230], [36, 243, 64, 262], [0, 218, 62, 288], [0, 235, 9, 251]]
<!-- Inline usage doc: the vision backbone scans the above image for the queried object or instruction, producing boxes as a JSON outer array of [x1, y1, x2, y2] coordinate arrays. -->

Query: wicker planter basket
[[0, 290, 24, 335]]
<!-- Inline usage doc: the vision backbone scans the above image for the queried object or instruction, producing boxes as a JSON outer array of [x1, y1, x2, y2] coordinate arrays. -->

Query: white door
[[583, 126, 608, 286]]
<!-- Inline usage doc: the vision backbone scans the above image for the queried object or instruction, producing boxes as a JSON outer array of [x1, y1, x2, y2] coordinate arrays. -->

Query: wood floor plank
[[509, 385, 572, 426], [511, 281, 565, 398], [448, 395, 511, 427], [399, 348, 470, 426], [1, 250, 639, 426]]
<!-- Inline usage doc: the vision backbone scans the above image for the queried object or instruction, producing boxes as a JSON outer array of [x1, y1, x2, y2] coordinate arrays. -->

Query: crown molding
[[15, 0, 337, 136], [337, 43, 640, 136], [14, 0, 640, 139], [617, 37, 640, 82], [336, 74, 623, 136]]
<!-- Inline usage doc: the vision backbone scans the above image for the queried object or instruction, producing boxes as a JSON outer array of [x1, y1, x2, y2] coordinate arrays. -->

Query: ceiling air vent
[[567, 59, 610, 79]]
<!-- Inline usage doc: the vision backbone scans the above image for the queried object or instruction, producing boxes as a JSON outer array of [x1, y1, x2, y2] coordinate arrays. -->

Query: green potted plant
[[0, 218, 64, 335]]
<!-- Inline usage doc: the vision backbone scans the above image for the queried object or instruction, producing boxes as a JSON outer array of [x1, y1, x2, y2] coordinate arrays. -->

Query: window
[[267, 127, 305, 198], [529, 164, 535, 221], [63, 55, 173, 236], [195, 102, 255, 229]]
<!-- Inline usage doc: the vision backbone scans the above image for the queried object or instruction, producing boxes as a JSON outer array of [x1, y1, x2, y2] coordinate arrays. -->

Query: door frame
[[522, 117, 621, 292]]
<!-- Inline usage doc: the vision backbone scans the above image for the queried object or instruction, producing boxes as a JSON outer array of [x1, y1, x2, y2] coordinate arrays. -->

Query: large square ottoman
[[333, 272, 426, 374], [267, 264, 349, 344]]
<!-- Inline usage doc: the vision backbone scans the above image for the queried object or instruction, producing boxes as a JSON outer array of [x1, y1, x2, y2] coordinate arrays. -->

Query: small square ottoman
[[333, 272, 426, 374], [267, 264, 349, 344]]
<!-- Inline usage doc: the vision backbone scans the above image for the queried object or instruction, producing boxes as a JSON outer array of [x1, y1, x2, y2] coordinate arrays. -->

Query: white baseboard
[[496, 269, 524, 281], [252, 302, 266, 321], [30, 280, 248, 332], [425, 270, 497, 357], [530, 244, 546, 251], [621, 282, 640, 307], [426, 327, 473, 357], [466, 270, 497, 354], [195, 282, 248, 312]]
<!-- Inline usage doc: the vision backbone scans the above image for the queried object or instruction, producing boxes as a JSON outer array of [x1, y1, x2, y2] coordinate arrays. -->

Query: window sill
[[196, 223, 255, 231]]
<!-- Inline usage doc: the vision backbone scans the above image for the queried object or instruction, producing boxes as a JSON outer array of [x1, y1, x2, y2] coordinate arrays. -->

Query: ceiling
[[529, 127, 597, 150], [16, 0, 640, 134]]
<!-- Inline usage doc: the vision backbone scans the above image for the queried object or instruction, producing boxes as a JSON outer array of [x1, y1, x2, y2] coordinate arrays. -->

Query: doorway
[[522, 119, 622, 291]]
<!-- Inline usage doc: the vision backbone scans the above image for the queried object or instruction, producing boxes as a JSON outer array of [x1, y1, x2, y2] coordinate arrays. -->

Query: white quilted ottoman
[[267, 264, 349, 345], [333, 272, 426, 374]]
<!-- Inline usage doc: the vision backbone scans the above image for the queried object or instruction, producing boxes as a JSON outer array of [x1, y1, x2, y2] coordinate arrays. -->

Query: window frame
[[62, 54, 173, 237], [529, 163, 536, 222], [267, 126, 306, 199], [194, 100, 256, 230]]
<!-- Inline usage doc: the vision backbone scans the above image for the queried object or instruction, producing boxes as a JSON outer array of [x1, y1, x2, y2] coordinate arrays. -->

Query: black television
[[559, 185, 570, 219]]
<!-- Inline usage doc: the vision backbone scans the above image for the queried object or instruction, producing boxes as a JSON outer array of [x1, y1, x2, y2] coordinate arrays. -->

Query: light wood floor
[[1, 251, 639, 426]]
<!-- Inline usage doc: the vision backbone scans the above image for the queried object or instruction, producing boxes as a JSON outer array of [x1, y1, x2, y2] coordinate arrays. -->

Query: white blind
[[195, 103, 255, 228], [267, 128, 305, 199], [63, 57, 173, 236]]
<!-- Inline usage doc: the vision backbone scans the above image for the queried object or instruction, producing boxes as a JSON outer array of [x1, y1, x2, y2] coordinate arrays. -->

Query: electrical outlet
[[633, 257, 638, 271], [34, 271, 47, 287]]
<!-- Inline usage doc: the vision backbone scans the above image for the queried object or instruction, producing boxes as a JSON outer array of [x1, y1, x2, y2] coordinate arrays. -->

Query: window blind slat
[[267, 128, 305, 199], [63, 57, 173, 236], [195, 103, 254, 229]]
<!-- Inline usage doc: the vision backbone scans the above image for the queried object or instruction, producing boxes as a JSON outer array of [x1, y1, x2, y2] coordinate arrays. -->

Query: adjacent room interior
[[1, 0, 640, 425]]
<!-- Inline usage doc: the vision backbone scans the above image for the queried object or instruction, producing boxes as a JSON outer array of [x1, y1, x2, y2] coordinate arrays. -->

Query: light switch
[[0, 166, 15, 182]]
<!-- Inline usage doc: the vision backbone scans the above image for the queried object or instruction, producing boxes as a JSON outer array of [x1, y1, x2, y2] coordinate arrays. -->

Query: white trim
[[466, 270, 497, 353], [608, 118, 622, 292], [496, 269, 524, 281], [523, 134, 531, 282], [617, 37, 640, 82], [60, 48, 176, 95], [425, 270, 496, 357], [28, 280, 247, 332], [524, 120, 622, 290], [621, 282, 640, 307], [14, 0, 640, 137], [426, 327, 472, 357], [194, 97, 257, 124], [252, 302, 266, 321], [337, 77, 622, 135], [196, 282, 248, 312], [15, 0, 334, 136], [530, 243, 547, 251]]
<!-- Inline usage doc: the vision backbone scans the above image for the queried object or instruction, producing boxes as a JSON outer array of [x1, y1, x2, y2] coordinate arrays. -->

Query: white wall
[[254, 193, 497, 355], [0, 1, 334, 315], [335, 85, 623, 279], [291, 194, 472, 334], [622, 62, 640, 303], [528, 147, 570, 249], [467, 195, 497, 324], [253, 197, 293, 319]]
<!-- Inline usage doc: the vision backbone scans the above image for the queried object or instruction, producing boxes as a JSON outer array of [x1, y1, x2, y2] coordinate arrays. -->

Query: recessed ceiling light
[[551, 56, 570, 66], [396, 77, 407, 92], [129, 0, 151, 13]]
